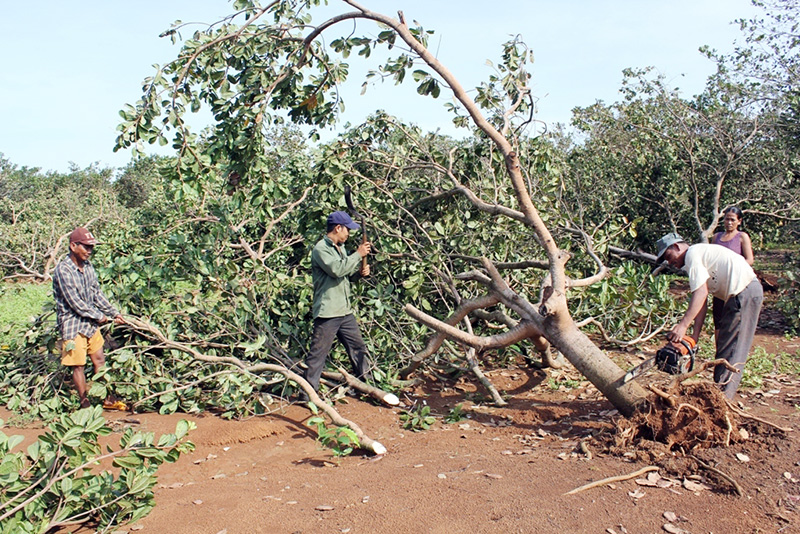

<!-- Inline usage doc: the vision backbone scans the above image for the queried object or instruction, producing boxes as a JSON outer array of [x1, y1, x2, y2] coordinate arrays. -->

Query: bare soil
[[5, 332, 800, 534]]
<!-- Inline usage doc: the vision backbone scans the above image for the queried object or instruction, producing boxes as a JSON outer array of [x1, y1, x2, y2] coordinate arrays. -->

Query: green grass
[[0, 282, 52, 346], [741, 346, 800, 389]]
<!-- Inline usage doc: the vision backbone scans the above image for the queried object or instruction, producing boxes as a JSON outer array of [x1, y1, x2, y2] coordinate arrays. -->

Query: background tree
[[114, 155, 167, 209], [0, 157, 124, 281], [566, 63, 800, 246]]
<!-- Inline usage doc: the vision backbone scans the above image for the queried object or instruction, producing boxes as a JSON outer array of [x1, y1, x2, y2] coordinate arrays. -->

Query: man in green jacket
[[303, 211, 372, 393]]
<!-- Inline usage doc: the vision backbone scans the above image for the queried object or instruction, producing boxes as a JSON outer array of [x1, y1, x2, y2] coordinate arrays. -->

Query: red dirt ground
[[4, 331, 800, 534]]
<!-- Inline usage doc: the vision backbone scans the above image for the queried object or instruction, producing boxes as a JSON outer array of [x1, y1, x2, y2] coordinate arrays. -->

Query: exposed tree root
[[123, 316, 387, 455], [648, 384, 675, 407], [725, 400, 793, 433], [618, 381, 739, 451], [564, 465, 659, 495], [688, 454, 744, 496], [675, 403, 702, 420], [615, 358, 791, 456], [669, 358, 739, 389]]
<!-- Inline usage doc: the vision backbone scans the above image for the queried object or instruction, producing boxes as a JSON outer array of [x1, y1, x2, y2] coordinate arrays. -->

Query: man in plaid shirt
[[53, 227, 126, 409]]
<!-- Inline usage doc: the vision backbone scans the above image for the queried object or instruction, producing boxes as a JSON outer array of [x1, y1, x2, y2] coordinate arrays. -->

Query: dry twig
[[578, 440, 593, 460], [564, 466, 659, 495]]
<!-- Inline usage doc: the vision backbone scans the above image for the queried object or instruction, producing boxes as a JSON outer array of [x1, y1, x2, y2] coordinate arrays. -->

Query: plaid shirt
[[52, 256, 118, 341]]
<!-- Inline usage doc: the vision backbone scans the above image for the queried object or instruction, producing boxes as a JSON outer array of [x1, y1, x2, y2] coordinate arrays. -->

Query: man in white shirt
[[655, 233, 763, 398]]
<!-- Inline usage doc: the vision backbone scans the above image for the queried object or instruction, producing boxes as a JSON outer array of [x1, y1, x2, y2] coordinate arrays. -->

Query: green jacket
[[311, 236, 362, 319]]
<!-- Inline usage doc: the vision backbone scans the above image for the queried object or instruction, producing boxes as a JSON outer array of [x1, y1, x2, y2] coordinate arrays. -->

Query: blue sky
[[1, 1, 760, 173]]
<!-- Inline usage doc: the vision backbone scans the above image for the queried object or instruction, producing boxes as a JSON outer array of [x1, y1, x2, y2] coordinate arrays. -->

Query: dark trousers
[[304, 314, 371, 391], [714, 279, 763, 398]]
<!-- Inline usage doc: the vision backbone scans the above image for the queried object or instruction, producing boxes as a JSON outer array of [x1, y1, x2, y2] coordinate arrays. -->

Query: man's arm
[[94, 286, 120, 320], [87, 264, 121, 322], [313, 244, 361, 279], [668, 283, 709, 342], [690, 296, 708, 343]]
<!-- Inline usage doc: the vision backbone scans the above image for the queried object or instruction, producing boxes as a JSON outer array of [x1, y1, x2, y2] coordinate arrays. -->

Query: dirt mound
[[189, 417, 282, 447], [617, 382, 741, 451]]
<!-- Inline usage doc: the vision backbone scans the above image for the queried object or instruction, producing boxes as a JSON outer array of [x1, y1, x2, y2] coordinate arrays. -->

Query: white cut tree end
[[382, 393, 400, 406], [369, 441, 387, 455]]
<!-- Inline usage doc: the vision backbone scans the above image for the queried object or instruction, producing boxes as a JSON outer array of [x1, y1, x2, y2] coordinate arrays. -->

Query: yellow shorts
[[61, 330, 104, 366]]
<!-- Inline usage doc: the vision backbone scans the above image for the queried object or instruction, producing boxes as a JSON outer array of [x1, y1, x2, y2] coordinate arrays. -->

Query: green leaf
[[6, 434, 23, 451], [175, 419, 193, 439], [113, 455, 143, 469]]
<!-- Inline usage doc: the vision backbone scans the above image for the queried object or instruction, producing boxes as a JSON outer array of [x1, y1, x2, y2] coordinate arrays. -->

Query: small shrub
[[399, 404, 436, 431], [305, 403, 359, 457], [741, 347, 800, 389], [546, 377, 582, 390], [443, 403, 466, 424]]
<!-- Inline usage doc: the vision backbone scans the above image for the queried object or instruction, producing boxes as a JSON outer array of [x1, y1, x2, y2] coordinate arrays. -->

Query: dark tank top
[[712, 231, 743, 256]]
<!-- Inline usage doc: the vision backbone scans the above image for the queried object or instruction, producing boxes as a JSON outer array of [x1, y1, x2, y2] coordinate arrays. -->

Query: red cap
[[69, 227, 100, 245]]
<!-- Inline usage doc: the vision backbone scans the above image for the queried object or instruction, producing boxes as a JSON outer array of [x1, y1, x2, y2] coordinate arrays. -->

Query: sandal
[[102, 399, 127, 411]]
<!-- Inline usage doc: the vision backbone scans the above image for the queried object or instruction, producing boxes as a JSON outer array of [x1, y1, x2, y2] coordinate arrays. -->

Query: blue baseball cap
[[327, 211, 360, 230]]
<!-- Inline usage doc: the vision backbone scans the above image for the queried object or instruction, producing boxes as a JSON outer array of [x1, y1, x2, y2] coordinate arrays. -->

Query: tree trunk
[[543, 319, 647, 417]]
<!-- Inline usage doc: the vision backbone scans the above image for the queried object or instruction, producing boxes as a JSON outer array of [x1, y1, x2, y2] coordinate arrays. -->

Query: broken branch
[[565, 466, 659, 495]]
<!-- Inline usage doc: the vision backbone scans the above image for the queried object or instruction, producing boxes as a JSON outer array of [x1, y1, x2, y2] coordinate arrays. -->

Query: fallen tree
[[115, 0, 648, 415]]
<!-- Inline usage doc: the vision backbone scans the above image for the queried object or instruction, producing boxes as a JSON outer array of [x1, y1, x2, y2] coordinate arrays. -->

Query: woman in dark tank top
[[711, 206, 755, 341], [712, 206, 754, 265]]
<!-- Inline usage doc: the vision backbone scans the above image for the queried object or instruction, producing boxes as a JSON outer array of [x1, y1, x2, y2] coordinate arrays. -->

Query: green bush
[[305, 403, 359, 457], [775, 254, 800, 333], [399, 404, 436, 432], [569, 261, 683, 343]]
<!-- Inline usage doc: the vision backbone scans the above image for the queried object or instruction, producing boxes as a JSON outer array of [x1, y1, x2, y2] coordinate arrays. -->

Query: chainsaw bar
[[622, 357, 656, 383], [623, 336, 697, 383]]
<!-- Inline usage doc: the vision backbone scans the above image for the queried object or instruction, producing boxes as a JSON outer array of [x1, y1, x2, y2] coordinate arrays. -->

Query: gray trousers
[[304, 314, 371, 391], [714, 279, 763, 398]]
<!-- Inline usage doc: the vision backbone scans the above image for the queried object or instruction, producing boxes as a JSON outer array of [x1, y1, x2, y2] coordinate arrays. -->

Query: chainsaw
[[622, 336, 697, 383]]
